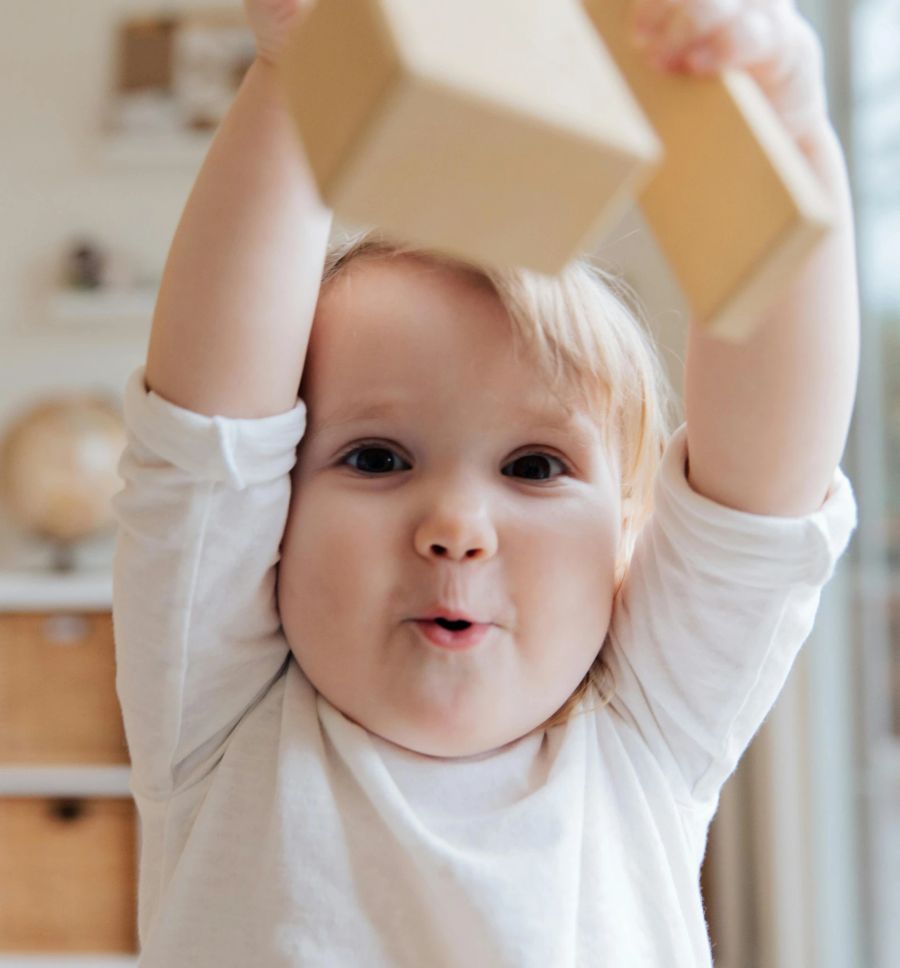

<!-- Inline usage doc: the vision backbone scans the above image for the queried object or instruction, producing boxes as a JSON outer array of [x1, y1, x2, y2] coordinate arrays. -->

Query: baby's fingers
[[635, 0, 831, 143], [681, 2, 794, 74], [631, 0, 742, 58]]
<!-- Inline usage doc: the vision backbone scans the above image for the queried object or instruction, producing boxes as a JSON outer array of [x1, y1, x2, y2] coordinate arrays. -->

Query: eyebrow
[[315, 399, 597, 445], [315, 399, 409, 430]]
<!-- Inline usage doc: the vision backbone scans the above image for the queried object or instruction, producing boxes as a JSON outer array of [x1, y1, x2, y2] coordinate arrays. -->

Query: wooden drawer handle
[[49, 798, 87, 823], [41, 614, 90, 646]]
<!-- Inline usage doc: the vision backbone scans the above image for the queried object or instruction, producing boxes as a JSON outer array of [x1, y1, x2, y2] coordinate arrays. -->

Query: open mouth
[[411, 617, 491, 650], [432, 617, 472, 632]]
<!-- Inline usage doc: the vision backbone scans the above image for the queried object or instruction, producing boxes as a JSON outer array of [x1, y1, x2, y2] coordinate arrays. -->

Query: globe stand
[[49, 539, 78, 573]]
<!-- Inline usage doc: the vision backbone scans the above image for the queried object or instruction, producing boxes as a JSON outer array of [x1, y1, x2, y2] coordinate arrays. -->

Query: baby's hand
[[243, 0, 318, 66], [629, 0, 831, 148]]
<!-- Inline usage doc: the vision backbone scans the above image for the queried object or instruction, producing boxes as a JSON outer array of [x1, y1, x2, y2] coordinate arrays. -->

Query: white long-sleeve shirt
[[111, 365, 857, 967]]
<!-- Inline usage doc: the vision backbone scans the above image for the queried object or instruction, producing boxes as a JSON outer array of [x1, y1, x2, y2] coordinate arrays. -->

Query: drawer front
[[0, 796, 138, 952], [0, 612, 129, 764]]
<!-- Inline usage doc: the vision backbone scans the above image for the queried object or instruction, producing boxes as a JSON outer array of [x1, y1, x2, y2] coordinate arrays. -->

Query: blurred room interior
[[0, 1, 896, 965]]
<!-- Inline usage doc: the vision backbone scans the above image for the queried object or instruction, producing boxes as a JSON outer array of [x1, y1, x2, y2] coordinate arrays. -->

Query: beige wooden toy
[[580, 0, 833, 340], [278, 0, 834, 341], [276, 0, 662, 275]]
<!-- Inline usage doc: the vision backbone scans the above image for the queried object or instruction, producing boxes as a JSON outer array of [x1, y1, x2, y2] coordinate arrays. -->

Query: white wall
[[0, 0, 688, 572]]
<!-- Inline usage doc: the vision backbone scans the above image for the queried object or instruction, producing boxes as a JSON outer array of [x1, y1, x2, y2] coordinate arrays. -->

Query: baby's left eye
[[502, 453, 568, 481]]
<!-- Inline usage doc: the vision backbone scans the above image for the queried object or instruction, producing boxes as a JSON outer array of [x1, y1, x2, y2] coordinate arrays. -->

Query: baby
[[278, 236, 672, 757], [111, 0, 859, 964]]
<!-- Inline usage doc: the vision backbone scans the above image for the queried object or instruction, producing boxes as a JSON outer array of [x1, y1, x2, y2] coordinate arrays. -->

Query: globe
[[0, 394, 128, 571]]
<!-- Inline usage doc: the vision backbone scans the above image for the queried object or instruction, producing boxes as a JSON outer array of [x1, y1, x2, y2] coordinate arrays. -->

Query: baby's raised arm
[[113, 5, 332, 805], [145, 0, 332, 419]]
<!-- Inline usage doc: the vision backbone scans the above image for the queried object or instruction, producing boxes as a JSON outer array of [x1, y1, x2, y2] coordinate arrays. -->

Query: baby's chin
[[335, 698, 546, 760], [284, 634, 566, 759]]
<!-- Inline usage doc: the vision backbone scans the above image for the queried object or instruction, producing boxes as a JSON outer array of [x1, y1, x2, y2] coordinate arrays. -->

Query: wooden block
[[277, 0, 661, 274], [583, 0, 833, 341]]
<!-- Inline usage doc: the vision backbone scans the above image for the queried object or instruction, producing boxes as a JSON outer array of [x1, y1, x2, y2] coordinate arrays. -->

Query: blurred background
[[0, 0, 896, 965]]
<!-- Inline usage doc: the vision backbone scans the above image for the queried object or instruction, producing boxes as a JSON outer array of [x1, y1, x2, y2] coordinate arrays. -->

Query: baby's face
[[278, 255, 621, 759]]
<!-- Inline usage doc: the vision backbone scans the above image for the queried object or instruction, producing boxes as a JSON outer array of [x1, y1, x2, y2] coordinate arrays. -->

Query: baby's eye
[[340, 444, 411, 475], [502, 453, 568, 482]]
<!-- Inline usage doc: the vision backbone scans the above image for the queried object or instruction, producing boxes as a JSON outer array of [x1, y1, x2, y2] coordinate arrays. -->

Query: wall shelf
[[48, 289, 156, 328], [0, 570, 112, 610], [0, 767, 131, 798], [98, 129, 212, 168], [0, 958, 137, 967]]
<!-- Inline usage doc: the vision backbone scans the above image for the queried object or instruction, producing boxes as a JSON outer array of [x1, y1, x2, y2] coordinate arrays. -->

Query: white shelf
[[48, 289, 156, 328], [0, 958, 137, 967], [99, 129, 212, 168], [0, 766, 131, 798], [0, 569, 112, 610]]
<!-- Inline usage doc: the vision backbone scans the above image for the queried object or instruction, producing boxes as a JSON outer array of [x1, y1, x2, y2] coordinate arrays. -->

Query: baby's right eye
[[340, 444, 411, 475]]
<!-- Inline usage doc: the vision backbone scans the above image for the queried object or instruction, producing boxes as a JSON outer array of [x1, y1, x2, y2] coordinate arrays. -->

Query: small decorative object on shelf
[[53, 236, 158, 329], [65, 238, 105, 290], [0, 396, 127, 573], [62, 235, 139, 292], [52, 237, 155, 327]]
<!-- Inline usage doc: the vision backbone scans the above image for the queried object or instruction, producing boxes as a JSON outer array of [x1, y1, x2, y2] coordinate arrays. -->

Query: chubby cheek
[[513, 507, 618, 665], [277, 486, 392, 674]]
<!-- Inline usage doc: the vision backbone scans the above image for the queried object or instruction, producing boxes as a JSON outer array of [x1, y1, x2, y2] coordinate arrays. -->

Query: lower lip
[[411, 620, 492, 650]]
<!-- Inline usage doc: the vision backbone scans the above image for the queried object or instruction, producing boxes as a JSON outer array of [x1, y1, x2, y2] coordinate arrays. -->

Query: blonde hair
[[316, 227, 677, 731]]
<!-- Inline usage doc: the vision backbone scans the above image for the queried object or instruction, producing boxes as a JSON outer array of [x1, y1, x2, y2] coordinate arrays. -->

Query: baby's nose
[[428, 543, 487, 560], [414, 506, 498, 562]]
